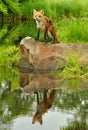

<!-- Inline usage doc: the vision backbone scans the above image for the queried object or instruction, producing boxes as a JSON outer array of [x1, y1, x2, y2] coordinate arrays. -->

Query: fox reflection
[[32, 89, 56, 124]]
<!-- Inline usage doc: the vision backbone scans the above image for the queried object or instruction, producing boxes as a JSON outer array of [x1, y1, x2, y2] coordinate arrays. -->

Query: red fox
[[32, 89, 56, 124], [33, 9, 60, 43]]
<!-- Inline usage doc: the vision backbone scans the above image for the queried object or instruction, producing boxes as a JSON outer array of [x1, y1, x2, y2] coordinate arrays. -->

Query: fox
[[33, 9, 60, 43], [32, 89, 56, 124]]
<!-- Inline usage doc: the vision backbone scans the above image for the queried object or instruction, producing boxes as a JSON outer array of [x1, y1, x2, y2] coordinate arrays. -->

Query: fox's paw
[[51, 40, 60, 44], [34, 37, 39, 40], [44, 39, 48, 43]]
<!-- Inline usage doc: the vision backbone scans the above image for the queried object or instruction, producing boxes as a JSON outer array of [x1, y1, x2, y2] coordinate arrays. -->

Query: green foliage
[[56, 18, 88, 43], [22, 0, 88, 18], [0, 1, 8, 15], [21, 0, 49, 18], [0, 0, 88, 18], [21, 0, 88, 18], [4, 0, 22, 15], [58, 54, 88, 79], [0, 46, 19, 66], [3, 24, 22, 45], [55, 0, 88, 18], [0, 0, 21, 16], [66, 19, 88, 43], [0, 24, 8, 40]]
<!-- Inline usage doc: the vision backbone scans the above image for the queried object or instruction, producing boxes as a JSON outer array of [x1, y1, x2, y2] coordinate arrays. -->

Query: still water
[[0, 67, 88, 130]]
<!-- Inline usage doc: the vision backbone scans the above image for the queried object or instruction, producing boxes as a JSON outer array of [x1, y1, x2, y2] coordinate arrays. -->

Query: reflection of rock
[[20, 37, 88, 70], [19, 73, 29, 88], [19, 71, 88, 93], [19, 71, 64, 93]]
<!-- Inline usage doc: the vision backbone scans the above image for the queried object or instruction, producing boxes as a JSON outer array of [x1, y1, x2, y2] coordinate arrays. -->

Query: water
[[0, 67, 88, 130]]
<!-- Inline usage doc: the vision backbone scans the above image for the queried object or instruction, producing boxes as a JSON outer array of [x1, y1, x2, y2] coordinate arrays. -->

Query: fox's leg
[[44, 28, 48, 43], [51, 32, 60, 43], [53, 35, 60, 43], [35, 28, 40, 40], [49, 26, 60, 43], [34, 92, 39, 104], [43, 89, 48, 100]]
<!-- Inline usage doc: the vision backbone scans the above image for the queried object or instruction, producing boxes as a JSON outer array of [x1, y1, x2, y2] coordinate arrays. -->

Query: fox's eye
[[35, 15, 37, 17], [39, 15, 41, 18]]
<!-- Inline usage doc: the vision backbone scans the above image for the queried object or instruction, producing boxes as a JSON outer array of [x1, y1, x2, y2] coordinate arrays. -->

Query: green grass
[[1, 0, 88, 18], [56, 18, 88, 43], [21, 0, 88, 19], [56, 54, 88, 79]]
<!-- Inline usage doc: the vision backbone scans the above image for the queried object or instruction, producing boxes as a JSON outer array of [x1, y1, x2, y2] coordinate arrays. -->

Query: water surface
[[0, 67, 88, 130]]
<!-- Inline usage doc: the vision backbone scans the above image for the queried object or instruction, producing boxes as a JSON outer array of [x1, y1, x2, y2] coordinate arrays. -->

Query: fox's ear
[[33, 9, 37, 14], [40, 9, 44, 15]]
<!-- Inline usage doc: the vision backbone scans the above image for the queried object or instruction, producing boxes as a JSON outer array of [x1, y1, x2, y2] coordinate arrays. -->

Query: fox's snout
[[35, 17, 40, 22]]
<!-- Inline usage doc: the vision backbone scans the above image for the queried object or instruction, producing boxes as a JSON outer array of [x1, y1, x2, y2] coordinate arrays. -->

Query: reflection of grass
[[60, 120, 88, 130], [67, 79, 80, 91], [0, 67, 19, 90]]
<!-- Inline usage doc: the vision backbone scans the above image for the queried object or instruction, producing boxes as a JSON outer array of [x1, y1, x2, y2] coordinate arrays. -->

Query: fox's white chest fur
[[36, 21, 45, 30]]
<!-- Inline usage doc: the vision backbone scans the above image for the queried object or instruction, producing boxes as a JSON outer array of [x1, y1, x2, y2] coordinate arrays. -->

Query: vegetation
[[0, 0, 88, 40], [0, 0, 88, 18], [58, 18, 88, 43], [60, 120, 88, 130], [0, 45, 19, 66], [0, 67, 19, 90], [0, 0, 21, 16], [55, 54, 88, 79]]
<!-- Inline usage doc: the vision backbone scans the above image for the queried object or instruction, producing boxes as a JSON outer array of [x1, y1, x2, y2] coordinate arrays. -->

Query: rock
[[20, 36, 88, 70]]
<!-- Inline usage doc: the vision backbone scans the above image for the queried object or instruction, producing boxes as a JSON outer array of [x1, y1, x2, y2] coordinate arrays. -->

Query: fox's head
[[33, 9, 44, 22], [32, 114, 43, 124]]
